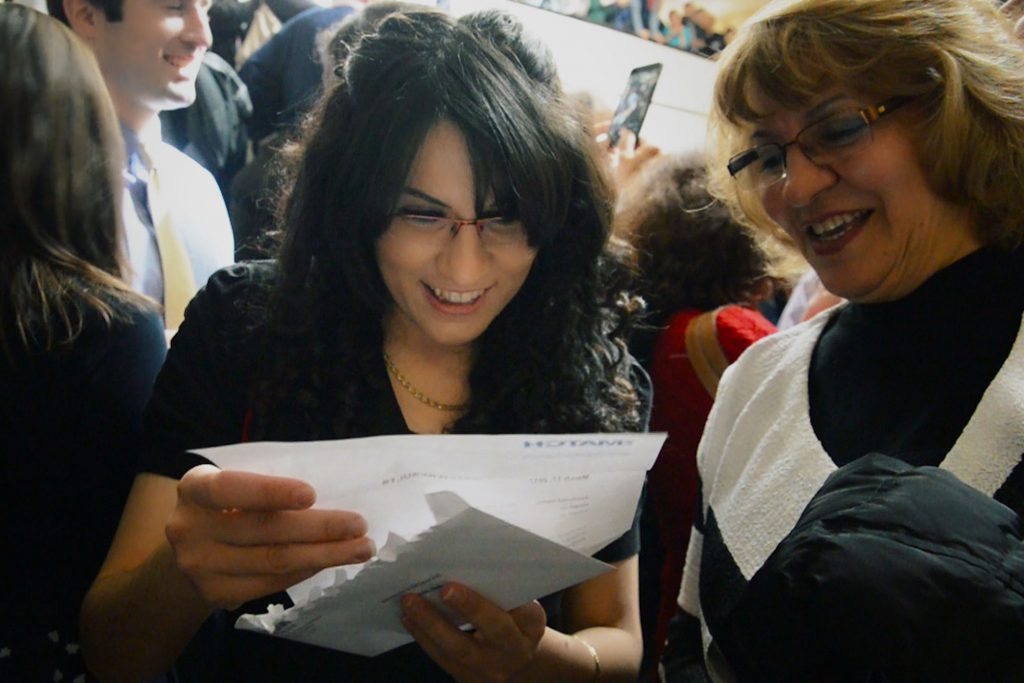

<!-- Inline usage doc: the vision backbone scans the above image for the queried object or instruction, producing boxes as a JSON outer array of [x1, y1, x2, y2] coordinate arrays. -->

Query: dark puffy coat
[[715, 453, 1024, 683]]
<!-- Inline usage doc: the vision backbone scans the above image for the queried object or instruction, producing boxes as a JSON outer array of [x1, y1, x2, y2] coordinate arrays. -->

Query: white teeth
[[430, 286, 483, 304], [806, 211, 868, 239]]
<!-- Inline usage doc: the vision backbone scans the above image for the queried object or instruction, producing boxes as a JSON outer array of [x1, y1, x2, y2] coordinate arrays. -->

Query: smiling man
[[50, 0, 234, 333]]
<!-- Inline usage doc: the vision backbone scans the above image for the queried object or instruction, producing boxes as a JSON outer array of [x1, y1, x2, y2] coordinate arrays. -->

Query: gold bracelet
[[571, 634, 601, 682]]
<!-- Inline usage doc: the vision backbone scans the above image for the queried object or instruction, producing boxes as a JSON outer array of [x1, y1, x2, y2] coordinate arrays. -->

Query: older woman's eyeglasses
[[390, 211, 529, 249], [727, 97, 911, 192]]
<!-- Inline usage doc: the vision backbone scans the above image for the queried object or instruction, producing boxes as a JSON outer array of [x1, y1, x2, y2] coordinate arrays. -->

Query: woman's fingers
[[169, 531, 374, 610], [172, 534, 376, 577], [167, 465, 376, 610], [179, 465, 316, 511], [507, 600, 547, 644], [442, 584, 539, 650], [203, 507, 368, 546], [172, 467, 369, 546], [401, 594, 480, 680], [401, 584, 546, 682]]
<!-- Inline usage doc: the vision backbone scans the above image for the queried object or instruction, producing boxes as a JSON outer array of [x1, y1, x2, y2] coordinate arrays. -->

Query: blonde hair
[[707, 0, 1024, 249]]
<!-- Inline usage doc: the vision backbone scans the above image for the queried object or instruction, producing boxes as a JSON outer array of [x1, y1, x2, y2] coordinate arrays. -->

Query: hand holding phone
[[607, 62, 663, 148]]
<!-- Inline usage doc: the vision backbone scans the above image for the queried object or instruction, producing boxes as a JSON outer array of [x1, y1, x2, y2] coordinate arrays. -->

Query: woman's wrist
[[515, 628, 607, 683], [571, 633, 601, 682]]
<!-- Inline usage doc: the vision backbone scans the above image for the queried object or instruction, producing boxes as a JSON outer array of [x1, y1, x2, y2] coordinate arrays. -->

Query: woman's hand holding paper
[[166, 464, 376, 610], [401, 582, 547, 683]]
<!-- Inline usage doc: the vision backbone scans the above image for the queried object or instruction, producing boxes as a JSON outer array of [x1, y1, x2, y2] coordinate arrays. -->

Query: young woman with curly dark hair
[[81, 8, 648, 683]]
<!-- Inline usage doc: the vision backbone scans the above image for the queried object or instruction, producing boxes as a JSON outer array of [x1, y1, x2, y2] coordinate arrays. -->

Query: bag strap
[[685, 308, 731, 398]]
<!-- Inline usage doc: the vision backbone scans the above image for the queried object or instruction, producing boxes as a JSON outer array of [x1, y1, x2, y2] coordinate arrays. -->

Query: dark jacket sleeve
[[711, 454, 1024, 682]]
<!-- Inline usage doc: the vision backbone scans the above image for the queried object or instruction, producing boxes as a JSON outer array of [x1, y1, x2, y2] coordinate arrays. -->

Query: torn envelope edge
[[234, 491, 614, 656]]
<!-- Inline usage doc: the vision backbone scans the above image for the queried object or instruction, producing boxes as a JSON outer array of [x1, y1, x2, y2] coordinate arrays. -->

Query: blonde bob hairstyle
[[707, 0, 1024, 250]]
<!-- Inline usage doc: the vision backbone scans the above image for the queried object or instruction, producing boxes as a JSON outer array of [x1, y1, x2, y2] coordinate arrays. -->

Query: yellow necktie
[[138, 142, 196, 329]]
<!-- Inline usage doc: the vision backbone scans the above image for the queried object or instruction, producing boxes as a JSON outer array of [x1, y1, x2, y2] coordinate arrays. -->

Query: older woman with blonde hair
[[663, 0, 1024, 681]]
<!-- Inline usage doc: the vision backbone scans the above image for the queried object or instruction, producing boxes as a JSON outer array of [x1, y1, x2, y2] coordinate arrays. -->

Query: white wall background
[[447, 0, 718, 155]]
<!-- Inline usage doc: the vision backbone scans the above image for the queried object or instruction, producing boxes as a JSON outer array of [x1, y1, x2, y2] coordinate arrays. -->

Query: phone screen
[[607, 62, 663, 147]]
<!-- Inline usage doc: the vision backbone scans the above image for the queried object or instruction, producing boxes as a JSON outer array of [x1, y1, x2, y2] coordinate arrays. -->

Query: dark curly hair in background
[[246, 8, 643, 440], [618, 154, 774, 322]]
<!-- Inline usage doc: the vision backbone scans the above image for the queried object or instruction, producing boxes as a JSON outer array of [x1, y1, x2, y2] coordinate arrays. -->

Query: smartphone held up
[[607, 62, 663, 148]]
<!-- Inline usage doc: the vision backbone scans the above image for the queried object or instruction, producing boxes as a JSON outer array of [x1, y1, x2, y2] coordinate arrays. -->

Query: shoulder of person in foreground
[[142, 261, 277, 471]]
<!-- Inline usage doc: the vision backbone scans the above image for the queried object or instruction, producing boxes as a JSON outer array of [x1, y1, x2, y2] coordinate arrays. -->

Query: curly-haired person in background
[[79, 8, 650, 683], [0, 6, 166, 681], [616, 154, 779, 681]]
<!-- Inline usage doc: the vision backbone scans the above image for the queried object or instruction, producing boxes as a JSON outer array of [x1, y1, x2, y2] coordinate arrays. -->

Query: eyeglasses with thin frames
[[727, 96, 912, 193], [389, 211, 529, 249]]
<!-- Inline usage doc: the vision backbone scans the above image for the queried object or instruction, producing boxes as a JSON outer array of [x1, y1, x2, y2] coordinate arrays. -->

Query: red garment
[[646, 305, 776, 661]]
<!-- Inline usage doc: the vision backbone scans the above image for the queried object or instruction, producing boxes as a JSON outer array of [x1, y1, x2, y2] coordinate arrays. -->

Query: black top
[[0, 300, 166, 681], [141, 262, 646, 683], [810, 246, 1024, 472]]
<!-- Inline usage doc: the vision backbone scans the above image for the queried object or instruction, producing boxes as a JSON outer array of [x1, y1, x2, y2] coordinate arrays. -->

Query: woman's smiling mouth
[[426, 284, 486, 305], [805, 210, 872, 242]]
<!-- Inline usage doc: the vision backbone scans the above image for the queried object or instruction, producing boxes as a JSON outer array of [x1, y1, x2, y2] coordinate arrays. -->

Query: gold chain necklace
[[382, 350, 469, 412]]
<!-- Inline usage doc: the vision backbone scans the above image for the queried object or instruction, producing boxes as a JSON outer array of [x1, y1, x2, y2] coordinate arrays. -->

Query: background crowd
[[517, 0, 735, 58]]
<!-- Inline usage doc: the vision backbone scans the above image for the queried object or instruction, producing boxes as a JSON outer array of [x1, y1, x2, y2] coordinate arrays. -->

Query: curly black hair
[[248, 9, 643, 440], [618, 154, 773, 322]]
